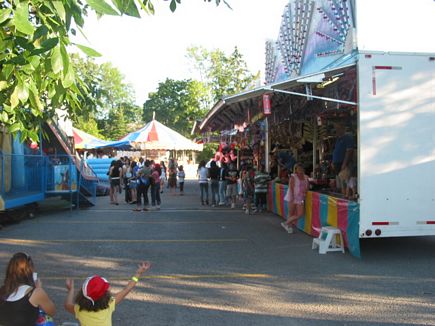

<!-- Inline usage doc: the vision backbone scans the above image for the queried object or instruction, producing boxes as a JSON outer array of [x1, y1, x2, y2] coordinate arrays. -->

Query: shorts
[[110, 179, 120, 187], [226, 183, 237, 197], [129, 180, 137, 189]]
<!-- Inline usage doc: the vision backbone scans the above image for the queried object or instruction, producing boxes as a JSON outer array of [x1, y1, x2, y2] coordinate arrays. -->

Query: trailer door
[[358, 52, 435, 237]]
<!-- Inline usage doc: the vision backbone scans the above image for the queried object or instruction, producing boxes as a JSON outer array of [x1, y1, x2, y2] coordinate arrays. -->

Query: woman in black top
[[109, 160, 123, 205], [0, 252, 56, 326], [208, 161, 221, 206]]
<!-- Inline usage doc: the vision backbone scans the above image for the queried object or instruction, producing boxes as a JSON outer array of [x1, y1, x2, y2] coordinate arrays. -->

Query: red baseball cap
[[82, 275, 110, 305]]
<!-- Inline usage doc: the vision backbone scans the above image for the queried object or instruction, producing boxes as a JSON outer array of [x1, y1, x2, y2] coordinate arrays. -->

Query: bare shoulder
[[30, 287, 48, 301]]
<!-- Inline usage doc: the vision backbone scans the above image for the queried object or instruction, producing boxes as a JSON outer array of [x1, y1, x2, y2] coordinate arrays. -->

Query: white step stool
[[312, 226, 345, 254]]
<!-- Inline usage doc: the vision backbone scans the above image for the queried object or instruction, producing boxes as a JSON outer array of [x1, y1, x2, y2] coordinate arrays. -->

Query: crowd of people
[[196, 157, 310, 234], [196, 160, 272, 215], [107, 157, 185, 210]]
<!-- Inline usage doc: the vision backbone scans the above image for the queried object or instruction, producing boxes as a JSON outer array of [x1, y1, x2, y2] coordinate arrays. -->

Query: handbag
[[36, 308, 55, 326], [139, 176, 150, 186]]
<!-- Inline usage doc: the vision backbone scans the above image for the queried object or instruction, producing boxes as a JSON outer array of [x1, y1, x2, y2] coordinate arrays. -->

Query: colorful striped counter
[[267, 182, 360, 257]]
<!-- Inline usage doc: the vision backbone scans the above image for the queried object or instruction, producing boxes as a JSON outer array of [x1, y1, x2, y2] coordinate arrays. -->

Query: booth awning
[[199, 62, 357, 133], [73, 128, 131, 150]]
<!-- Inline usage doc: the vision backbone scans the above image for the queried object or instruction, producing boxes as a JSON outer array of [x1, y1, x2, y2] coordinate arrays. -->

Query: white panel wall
[[357, 52, 435, 237]]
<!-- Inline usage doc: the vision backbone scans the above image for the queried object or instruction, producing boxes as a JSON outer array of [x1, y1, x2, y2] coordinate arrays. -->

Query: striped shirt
[[254, 172, 270, 193]]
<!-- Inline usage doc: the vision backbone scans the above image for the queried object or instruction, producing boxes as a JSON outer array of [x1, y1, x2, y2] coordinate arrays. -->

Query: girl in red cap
[[64, 261, 151, 325]]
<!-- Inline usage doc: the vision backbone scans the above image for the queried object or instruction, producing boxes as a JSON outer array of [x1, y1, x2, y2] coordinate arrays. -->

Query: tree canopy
[[187, 46, 260, 104], [0, 0, 226, 141], [143, 78, 208, 137], [71, 54, 142, 139], [142, 46, 259, 138]]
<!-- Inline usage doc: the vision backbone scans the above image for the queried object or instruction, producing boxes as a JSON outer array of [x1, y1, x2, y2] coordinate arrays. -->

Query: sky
[[74, 0, 290, 106], [73, 0, 435, 106]]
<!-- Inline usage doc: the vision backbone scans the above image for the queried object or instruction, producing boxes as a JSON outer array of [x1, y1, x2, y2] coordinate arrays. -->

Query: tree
[[71, 54, 142, 138], [103, 106, 128, 140], [0, 0, 227, 141], [143, 78, 208, 136], [187, 46, 260, 104], [70, 54, 103, 122], [196, 142, 218, 162], [74, 115, 105, 140]]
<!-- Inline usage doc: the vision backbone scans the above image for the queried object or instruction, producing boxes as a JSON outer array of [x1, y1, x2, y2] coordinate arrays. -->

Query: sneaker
[[245, 209, 250, 215], [281, 222, 289, 231], [156, 205, 160, 210], [231, 203, 235, 209], [287, 226, 294, 234], [218, 202, 225, 206], [211, 204, 216, 207]]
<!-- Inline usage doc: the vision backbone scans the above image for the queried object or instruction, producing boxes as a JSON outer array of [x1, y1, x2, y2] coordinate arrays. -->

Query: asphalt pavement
[[0, 181, 434, 325]]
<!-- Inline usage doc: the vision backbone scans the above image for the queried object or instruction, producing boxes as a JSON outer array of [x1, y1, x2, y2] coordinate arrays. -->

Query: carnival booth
[[200, 0, 361, 256], [200, 0, 435, 258], [201, 66, 360, 256]]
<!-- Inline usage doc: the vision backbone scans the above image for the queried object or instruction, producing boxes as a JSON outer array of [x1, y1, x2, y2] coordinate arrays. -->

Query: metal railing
[[0, 153, 46, 196], [0, 152, 97, 210]]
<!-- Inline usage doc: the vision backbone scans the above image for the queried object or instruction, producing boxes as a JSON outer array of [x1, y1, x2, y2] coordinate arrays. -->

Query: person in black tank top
[[0, 289, 38, 326], [0, 252, 56, 326], [109, 160, 123, 205]]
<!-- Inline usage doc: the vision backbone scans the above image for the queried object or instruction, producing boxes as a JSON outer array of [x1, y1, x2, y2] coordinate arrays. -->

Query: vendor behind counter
[[270, 147, 295, 183]]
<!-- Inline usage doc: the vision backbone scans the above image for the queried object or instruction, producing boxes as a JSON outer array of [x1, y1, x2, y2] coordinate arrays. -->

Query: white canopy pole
[[269, 88, 357, 106]]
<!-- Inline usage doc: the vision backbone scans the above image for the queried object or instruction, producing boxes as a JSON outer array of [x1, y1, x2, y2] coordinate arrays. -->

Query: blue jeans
[[219, 180, 227, 204], [136, 184, 147, 207], [152, 183, 161, 206], [210, 180, 219, 205], [199, 182, 209, 203]]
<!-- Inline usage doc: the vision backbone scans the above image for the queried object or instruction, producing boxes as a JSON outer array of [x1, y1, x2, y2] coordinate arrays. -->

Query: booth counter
[[268, 181, 360, 257]]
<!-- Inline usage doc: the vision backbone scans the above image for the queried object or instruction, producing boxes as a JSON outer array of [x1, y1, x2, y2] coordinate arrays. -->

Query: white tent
[[120, 119, 203, 151]]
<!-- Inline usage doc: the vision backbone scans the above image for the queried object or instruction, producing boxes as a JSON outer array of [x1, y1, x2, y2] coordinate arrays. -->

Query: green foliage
[[187, 46, 260, 103], [0, 0, 226, 141], [104, 106, 128, 140], [71, 54, 141, 138], [196, 142, 218, 163], [74, 115, 105, 139], [143, 78, 209, 137]]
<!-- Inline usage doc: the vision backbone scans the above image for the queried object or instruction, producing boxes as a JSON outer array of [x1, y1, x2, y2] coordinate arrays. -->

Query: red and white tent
[[120, 119, 203, 151]]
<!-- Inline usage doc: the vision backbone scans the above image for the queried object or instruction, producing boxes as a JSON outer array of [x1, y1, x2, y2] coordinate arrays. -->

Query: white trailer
[[357, 51, 435, 237]]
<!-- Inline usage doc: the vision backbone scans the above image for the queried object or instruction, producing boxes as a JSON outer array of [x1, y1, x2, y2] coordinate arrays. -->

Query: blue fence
[[0, 153, 97, 210]]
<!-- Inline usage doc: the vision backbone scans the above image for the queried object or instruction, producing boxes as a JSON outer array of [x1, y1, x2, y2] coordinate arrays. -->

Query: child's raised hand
[[136, 261, 151, 275], [65, 278, 74, 291]]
